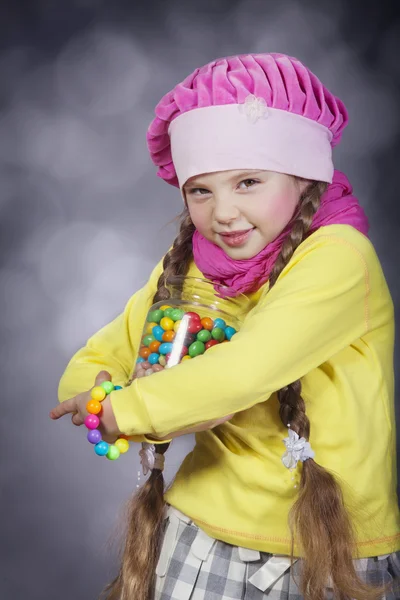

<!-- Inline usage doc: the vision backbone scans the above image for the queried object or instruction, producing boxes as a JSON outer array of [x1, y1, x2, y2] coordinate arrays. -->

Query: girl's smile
[[218, 227, 255, 247]]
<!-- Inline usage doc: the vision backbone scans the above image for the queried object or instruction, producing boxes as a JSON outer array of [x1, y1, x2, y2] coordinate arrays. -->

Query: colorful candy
[[188, 341, 206, 357], [201, 317, 214, 330], [211, 327, 225, 342], [197, 329, 212, 343], [147, 310, 163, 323], [81, 300, 240, 464], [133, 305, 239, 379]]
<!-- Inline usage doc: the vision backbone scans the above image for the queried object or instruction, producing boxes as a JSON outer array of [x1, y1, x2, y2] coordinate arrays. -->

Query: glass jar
[[130, 276, 253, 382]]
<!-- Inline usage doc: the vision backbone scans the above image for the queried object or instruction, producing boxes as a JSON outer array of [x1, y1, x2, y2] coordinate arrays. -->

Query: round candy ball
[[163, 307, 176, 319], [170, 308, 185, 321], [147, 309, 163, 323], [143, 334, 156, 347], [115, 438, 129, 453], [101, 381, 115, 394], [85, 414, 100, 430], [201, 317, 214, 330], [188, 341, 206, 357], [159, 342, 173, 355], [159, 355, 167, 366], [212, 327, 226, 342], [94, 441, 109, 456], [145, 321, 158, 334], [160, 304, 172, 311], [87, 429, 102, 444], [139, 347, 151, 359], [162, 330, 175, 342], [86, 399, 102, 415], [148, 352, 160, 365], [213, 318, 226, 329], [136, 356, 145, 364], [188, 320, 202, 334], [173, 319, 182, 333], [114, 385, 123, 390], [149, 340, 161, 353], [91, 386, 106, 401], [197, 329, 212, 343], [225, 326, 237, 340], [205, 339, 219, 350], [186, 311, 201, 321], [181, 355, 192, 362], [152, 325, 165, 342], [160, 317, 174, 331], [106, 445, 120, 461]]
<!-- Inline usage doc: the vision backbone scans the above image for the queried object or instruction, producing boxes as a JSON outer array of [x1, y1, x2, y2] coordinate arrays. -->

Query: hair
[[100, 181, 385, 600]]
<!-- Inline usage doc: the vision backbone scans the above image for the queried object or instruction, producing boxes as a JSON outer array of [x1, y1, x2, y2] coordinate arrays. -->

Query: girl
[[51, 53, 400, 599]]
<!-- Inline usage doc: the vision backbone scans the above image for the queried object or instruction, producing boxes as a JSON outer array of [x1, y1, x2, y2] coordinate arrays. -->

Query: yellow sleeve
[[110, 232, 372, 439], [57, 255, 165, 443]]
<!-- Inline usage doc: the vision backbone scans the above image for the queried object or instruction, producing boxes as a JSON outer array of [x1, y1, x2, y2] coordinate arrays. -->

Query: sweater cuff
[[109, 381, 153, 437], [143, 435, 173, 445]]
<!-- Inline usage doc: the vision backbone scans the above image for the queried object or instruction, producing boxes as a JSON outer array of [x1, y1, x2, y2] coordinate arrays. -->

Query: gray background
[[1, 1, 399, 598]]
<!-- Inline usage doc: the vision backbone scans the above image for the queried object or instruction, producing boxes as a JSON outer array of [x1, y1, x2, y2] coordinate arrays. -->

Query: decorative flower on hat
[[139, 442, 156, 475], [282, 428, 315, 469], [239, 94, 269, 124]]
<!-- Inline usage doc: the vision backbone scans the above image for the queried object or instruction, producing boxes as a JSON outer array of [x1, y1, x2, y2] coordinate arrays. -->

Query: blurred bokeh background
[[1, 0, 399, 598]]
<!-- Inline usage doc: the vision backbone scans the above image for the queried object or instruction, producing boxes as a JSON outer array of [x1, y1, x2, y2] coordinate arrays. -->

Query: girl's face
[[183, 169, 309, 259]]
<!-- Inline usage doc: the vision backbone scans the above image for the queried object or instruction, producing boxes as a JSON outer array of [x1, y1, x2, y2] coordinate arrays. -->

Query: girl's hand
[[49, 371, 122, 443], [50, 370, 234, 444]]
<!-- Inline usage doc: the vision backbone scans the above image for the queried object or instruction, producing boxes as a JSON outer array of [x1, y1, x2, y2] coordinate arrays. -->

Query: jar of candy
[[130, 276, 253, 381]]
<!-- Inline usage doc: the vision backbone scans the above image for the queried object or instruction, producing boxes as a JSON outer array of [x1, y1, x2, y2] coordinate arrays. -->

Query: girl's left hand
[[49, 371, 122, 443]]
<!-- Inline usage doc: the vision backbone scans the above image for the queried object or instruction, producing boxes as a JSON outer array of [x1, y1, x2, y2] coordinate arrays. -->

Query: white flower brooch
[[282, 427, 315, 470], [139, 442, 156, 475], [239, 94, 269, 123]]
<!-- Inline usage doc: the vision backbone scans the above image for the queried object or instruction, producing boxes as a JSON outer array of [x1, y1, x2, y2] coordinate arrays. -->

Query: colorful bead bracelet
[[85, 382, 130, 460]]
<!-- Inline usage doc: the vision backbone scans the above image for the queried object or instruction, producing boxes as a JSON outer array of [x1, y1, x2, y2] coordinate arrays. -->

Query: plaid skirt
[[154, 505, 400, 600]]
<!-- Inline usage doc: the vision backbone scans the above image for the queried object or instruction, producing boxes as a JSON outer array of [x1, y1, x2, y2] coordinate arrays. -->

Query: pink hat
[[147, 53, 348, 189]]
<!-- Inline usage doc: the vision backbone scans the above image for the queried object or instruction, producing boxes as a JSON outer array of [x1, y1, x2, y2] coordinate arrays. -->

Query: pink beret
[[147, 53, 348, 188]]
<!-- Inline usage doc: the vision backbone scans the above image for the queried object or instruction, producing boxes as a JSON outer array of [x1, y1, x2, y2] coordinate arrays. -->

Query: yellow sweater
[[58, 224, 400, 557]]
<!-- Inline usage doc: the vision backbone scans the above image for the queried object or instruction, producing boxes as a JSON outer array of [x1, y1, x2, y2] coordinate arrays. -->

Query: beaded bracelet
[[85, 381, 130, 461]]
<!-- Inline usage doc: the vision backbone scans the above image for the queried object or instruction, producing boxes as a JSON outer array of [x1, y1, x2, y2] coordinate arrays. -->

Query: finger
[[101, 434, 119, 444], [49, 398, 77, 420], [94, 370, 112, 387], [71, 412, 84, 426]]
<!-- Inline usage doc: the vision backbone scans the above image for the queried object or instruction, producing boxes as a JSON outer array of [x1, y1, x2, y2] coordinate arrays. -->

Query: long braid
[[100, 209, 195, 600], [269, 181, 384, 600]]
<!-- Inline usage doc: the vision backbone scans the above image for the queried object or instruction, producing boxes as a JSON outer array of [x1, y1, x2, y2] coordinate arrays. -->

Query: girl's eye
[[187, 187, 210, 195], [239, 178, 258, 189]]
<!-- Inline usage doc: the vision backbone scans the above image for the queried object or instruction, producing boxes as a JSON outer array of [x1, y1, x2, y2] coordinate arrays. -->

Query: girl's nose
[[213, 195, 240, 223]]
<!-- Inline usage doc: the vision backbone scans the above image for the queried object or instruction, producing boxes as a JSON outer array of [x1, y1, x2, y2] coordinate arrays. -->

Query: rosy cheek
[[266, 195, 297, 226], [188, 206, 209, 232]]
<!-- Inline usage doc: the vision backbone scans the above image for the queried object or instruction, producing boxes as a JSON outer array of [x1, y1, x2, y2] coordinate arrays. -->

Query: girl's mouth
[[218, 228, 255, 247]]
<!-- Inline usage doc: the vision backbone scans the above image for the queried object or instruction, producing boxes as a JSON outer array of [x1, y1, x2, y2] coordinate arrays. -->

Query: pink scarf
[[192, 170, 369, 297]]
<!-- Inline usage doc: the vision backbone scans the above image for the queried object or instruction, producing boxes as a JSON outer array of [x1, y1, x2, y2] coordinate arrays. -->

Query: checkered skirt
[[154, 506, 400, 600]]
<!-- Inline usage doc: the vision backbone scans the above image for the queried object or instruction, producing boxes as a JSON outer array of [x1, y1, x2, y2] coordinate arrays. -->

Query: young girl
[[51, 53, 400, 599]]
